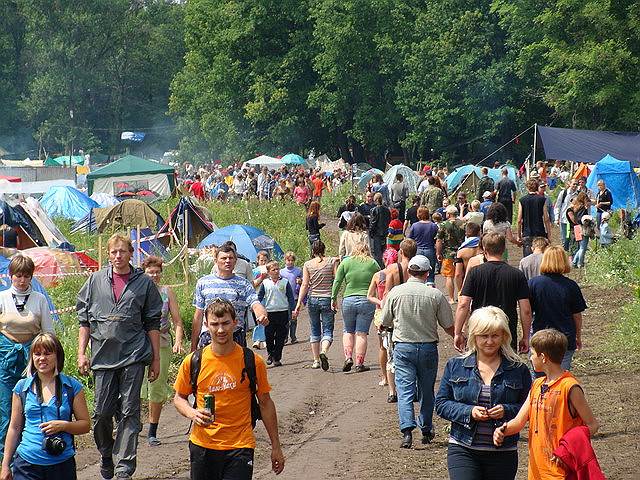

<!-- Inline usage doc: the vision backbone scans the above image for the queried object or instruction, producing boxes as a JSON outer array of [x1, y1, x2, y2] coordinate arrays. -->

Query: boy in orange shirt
[[174, 299, 285, 479], [493, 329, 599, 479]]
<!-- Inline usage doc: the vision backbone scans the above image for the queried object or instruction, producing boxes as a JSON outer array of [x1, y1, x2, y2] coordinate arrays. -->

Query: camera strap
[[11, 294, 29, 312]]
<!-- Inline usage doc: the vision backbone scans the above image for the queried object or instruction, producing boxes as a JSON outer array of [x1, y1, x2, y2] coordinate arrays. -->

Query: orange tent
[[573, 163, 591, 178]]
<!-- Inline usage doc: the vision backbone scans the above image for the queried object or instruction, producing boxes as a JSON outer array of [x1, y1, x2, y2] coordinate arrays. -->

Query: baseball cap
[[482, 191, 492, 199], [408, 255, 431, 272]]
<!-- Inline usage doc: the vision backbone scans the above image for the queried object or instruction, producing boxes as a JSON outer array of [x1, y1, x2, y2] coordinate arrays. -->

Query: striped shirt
[[304, 257, 336, 298], [193, 274, 259, 331]]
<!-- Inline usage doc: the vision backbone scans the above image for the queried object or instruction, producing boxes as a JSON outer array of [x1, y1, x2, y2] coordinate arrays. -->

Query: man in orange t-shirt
[[174, 300, 284, 479], [311, 175, 325, 201]]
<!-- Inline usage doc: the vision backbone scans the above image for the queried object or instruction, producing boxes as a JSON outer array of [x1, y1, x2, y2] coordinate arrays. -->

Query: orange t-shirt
[[528, 371, 584, 479], [312, 177, 324, 196], [174, 344, 271, 450]]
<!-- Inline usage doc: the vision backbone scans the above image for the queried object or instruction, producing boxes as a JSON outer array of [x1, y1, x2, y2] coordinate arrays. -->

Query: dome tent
[[40, 186, 99, 221], [586, 155, 640, 210], [383, 164, 421, 193], [197, 225, 283, 263]]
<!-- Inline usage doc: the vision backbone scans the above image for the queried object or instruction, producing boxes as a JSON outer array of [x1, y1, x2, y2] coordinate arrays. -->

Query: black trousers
[[447, 443, 518, 480], [265, 310, 289, 361], [498, 200, 513, 223], [189, 442, 254, 480]]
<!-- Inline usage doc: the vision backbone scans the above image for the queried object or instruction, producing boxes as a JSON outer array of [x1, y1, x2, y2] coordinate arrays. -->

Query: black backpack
[[189, 346, 262, 429]]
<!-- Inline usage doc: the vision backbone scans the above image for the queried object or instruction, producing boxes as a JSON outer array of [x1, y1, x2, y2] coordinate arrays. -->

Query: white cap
[[408, 255, 431, 272], [482, 191, 492, 198]]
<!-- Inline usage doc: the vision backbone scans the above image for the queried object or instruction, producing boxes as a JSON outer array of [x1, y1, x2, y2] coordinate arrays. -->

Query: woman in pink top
[[293, 178, 311, 206]]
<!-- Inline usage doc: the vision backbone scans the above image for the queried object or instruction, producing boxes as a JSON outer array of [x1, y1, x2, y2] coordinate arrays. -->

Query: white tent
[[90, 192, 120, 208], [242, 155, 283, 171], [384, 164, 421, 193]]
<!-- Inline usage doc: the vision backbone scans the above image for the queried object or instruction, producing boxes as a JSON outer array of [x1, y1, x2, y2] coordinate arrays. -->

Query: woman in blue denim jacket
[[435, 306, 531, 480]]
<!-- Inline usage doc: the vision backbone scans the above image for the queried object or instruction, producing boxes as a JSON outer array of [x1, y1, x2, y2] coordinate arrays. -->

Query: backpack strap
[[240, 347, 262, 428], [189, 348, 203, 409]]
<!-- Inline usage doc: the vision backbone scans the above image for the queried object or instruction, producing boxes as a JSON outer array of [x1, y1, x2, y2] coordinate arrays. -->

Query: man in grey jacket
[[77, 233, 162, 480]]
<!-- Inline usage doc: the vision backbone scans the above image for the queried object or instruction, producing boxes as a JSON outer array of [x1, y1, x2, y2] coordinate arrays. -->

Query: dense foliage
[[3, 0, 640, 164]]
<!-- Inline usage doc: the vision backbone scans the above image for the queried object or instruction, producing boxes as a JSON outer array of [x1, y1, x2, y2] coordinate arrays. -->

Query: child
[[1, 333, 90, 479], [280, 251, 303, 344], [493, 329, 600, 479], [251, 250, 270, 349], [599, 211, 614, 247], [258, 261, 296, 367]]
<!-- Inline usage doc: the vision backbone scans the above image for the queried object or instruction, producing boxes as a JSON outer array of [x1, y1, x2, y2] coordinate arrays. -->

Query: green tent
[[87, 154, 175, 196], [44, 155, 85, 166]]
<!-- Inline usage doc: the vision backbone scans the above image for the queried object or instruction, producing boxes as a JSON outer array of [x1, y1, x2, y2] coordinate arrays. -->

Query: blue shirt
[[528, 273, 587, 351], [193, 274, 259, 331], [14, 374, 83, 466], [280, 266, 302, 300], [407, 221, 438, 249], [480, 200, 493, 216]]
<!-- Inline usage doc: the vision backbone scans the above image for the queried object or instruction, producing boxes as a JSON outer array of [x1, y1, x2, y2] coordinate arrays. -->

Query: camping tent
[[197, 225, 283, 262], [44, 155, 85, 167], [586, 155, 640, 210], [573, 163, 591, 179], [0, 255, 58, 321], [242, 155, 283, 171], [20, 247, 84, 288], [71, 199, 164, 234], [0, 199, 72, 249], [446, 165, 518, 193], [131, 227, 168, 265], [40, 186, 99, 221], [90, 192, 120, 208], [357, 168, 384, 191], [87, 155, 175, 197], [281, 153, 306, 166], [383, 164, 421, 193], [451, 171, 482, 199], [158, 197, 215, 247]]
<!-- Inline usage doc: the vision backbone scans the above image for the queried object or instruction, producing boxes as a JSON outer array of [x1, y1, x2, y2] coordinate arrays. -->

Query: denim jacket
[[435, 353, 532, 449]]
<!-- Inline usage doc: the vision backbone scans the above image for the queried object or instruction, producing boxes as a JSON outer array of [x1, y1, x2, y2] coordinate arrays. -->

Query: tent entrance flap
[[537, 126, 640, 167]]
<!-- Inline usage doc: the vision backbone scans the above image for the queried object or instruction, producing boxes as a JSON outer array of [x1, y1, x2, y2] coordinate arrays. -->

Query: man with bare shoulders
[[384, 239, 417, 296], [454, 222, 481, 292]]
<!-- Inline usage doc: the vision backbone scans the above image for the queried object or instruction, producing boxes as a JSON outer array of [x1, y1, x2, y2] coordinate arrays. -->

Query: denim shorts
[[307, 296, 335, 343], [342, 295, 376, 334]]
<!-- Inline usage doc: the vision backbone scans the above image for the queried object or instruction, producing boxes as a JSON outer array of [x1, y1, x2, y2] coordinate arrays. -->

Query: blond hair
[[464, 306, 522, 364], [539, 246, 571, 274], [350, 241, 372, 260], [107, 233, 133, 252]]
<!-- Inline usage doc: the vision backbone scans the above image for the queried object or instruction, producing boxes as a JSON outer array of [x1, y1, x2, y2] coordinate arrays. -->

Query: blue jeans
[[417, 247, 436, 284], [560, 222, 571, 251], [393, 342, 438, 434], [572, 237, 589, 267], [342, 295, 375, 334], [308, 296, 335, 343], [252, 324, 266, 343]]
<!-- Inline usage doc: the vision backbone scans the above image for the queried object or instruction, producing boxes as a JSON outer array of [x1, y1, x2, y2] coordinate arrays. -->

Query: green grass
[[585, 235, 640, 356]]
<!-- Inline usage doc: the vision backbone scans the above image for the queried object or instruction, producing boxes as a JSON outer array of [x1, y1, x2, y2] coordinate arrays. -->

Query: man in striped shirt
[[190, 245, 268, 350]]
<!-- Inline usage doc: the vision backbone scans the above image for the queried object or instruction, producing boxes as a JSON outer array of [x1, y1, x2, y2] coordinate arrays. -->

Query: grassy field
[[47, 186, 352, 405]]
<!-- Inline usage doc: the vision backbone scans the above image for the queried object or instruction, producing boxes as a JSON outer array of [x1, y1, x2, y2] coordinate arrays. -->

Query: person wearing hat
[[480, 191, 493, 217], [380, 255, 454, 449], [599, 211, 614, 247]]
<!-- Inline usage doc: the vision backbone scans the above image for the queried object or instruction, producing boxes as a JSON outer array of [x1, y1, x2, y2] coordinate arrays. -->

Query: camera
[[42, 435, 66, 456]]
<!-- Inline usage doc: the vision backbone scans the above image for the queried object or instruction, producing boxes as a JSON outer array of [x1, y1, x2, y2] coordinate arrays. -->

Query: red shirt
[[190, 181, 206, 200], [112, 272, 130, 302]]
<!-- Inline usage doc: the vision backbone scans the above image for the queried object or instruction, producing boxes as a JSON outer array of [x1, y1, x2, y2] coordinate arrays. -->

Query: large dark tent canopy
[[537, 126, 640, 167]]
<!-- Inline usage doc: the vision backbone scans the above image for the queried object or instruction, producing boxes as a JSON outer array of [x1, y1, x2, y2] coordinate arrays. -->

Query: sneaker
[[354, 364, 370, 373], [273, 360, 282, 367], [252, 341, 261, 349], [311, 360, 321, 369], [319, 352, 329, 371], [342, 358, 354, 372], [148, 436, 161, 447], [100, 458, 114, 480], [387, 393, 398, 403], [290, 337, 298, 344], [266, 356, 273, 365]]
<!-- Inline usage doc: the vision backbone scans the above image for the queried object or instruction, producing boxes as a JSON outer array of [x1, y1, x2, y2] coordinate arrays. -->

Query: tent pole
[[136, 225, 141, 267], [531, 123, 538, 180], [98, 235, 102, 269], [183, 209, 189, 285]]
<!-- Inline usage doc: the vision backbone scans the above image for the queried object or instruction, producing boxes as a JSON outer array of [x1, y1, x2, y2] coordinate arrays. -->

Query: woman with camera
[[1, 333, 90, 479]]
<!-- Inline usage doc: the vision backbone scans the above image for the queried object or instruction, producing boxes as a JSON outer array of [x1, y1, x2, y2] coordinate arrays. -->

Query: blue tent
[[197, 225, 283, 263], [446, 165, 518, 193], [281, 153, 306, 165], [357, 168, 384, 191], [586, 155, 640, 210], [0, 256, 58, 321], [131, 228, 168, 265], [40, 186, 99, 221]]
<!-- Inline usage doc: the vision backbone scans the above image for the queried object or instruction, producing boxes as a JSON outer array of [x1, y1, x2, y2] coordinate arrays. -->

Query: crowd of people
[[0, 158, 611, 480]]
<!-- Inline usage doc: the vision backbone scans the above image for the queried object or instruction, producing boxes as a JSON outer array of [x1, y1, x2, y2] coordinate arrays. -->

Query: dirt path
[[75, 219, 640, 479]]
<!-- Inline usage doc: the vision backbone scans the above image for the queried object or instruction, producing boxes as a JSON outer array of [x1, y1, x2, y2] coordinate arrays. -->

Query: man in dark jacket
[[77, 233, 162, 480], [369, 192, 391, 267], [475, 167, 495, 201]]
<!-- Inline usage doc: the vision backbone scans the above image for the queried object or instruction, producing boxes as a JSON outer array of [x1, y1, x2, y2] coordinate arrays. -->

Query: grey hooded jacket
[[77, 265, 162, 370]]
